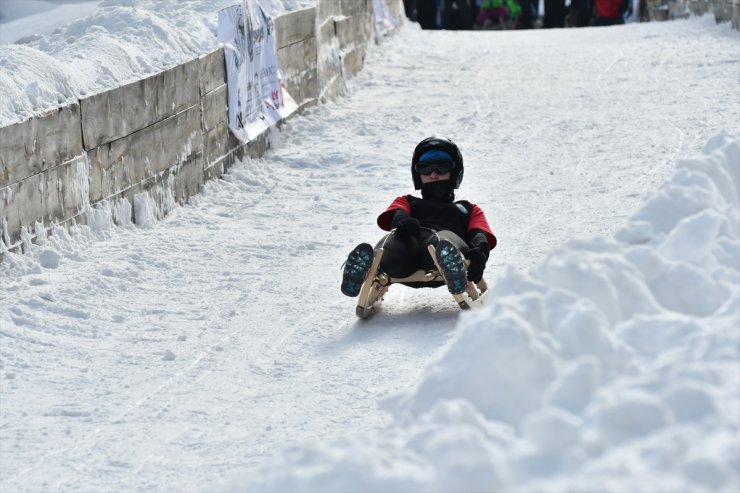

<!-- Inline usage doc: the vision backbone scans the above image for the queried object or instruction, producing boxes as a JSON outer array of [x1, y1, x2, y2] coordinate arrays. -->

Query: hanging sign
[[217, 0, 297, 143]]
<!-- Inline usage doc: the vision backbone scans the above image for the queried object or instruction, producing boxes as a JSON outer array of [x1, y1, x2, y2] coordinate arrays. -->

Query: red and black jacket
[[377, 195, 497, 249]]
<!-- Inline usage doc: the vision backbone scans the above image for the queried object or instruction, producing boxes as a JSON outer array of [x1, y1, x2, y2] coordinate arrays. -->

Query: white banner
[[372, 0, 399, 40], [217, 0, 297, 143]]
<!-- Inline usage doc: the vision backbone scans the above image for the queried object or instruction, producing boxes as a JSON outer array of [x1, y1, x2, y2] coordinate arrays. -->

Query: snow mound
[[228, 132, 740, 492]]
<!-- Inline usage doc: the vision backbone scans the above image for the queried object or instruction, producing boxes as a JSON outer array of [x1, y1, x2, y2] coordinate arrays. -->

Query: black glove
[[466, 245, 489, 283], [391, 211, 421, 239], [466, 229, 491, 283]]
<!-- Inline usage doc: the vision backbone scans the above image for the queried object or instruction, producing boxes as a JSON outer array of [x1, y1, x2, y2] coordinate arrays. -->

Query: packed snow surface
[[236, 132, 740, 492], [1, 14, 739, 493], [0, 0, 315, 126]]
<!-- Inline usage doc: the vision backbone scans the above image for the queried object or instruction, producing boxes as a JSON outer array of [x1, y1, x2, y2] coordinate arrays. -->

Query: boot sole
[[341, 243, 374, 297], [435, 240, 467, 295]]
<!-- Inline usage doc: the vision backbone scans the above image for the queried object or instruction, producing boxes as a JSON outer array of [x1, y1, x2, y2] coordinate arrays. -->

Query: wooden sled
[[355, 244, 489, 319]]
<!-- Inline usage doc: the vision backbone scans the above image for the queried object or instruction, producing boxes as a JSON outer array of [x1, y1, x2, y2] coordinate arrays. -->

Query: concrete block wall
[[689, 0, 740, 25], [0, 104, 87, 247], [713, 0, 737, 22], [0, 0, 402, 253], [645, 0, 691, 20], [276, 7, 320, 107], [689, 0, 711, 15], [646, 0, 739, 25]]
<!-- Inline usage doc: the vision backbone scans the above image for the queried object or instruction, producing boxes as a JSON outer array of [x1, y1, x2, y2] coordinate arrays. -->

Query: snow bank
[[228, 132, 740, 492], [0, 0, 315, 127]]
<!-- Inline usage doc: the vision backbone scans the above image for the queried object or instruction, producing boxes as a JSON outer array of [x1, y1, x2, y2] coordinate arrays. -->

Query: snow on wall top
[[0, 0, 316, 128]]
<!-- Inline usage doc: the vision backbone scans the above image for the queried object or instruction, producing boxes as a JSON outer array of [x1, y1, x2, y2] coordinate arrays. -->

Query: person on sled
[[341, 136, 497, 298]]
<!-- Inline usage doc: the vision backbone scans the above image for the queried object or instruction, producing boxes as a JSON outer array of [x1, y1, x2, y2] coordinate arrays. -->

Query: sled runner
[[354, 243, 489, 319]]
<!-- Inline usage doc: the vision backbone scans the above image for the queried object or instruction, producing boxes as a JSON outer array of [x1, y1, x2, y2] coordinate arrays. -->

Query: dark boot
[[435, 240, 468, 295], [341, 243, 374, 297]]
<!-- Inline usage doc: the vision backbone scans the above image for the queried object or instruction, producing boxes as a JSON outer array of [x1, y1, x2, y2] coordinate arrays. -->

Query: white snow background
[[1, 2, 740, 492]]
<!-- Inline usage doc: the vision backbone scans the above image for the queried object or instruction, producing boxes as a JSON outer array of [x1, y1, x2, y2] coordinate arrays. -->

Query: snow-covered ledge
[[0, 0, 402, 254]]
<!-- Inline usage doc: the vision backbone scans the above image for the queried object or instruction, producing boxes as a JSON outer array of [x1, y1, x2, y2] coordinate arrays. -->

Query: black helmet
[[411, 137, 464, 190]]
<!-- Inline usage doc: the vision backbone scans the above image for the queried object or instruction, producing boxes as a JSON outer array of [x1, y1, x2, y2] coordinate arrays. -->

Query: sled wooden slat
[[354, 245, 489, 319], [355, 248, 385, 319]]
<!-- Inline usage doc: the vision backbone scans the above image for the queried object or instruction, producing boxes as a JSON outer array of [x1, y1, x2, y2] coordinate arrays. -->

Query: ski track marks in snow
[[1, 16, 739, 492]]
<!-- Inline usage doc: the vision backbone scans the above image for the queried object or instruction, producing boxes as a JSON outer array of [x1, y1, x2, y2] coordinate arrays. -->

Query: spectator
[[569, 0, 592, 26], [416, 0, 439, 29], [442, 0, 474, 30], [638, 0, 649, 21], [593, 0, 628, 25], [517, 0, 537, 28], [475, 0, 521, 29], [470, 0, 480, 22], [403, 0, 416, 21], [543, 0, 566, 27]]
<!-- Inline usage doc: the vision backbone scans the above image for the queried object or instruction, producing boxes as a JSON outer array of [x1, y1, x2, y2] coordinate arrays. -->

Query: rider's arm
[[377, 196, 412, 231], [467, 204, 497, 249]]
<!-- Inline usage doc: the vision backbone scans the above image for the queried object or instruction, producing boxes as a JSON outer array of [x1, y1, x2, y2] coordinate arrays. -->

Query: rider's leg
[[376, 233, 420, 278], [421, 230, 469, 295], [341, 243, 375, 297], [419, 230, 469, 270]]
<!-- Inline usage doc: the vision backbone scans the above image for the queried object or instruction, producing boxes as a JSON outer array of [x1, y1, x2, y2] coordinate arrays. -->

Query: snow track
[[1, 17, 739, 492]]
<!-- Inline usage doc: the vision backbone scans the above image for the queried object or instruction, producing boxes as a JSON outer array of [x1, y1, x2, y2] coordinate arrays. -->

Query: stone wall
[[687, 0, 739, 25], [634, 0, 738, 25], [315, 0, 374, 103], [0, 1, 403, 253]]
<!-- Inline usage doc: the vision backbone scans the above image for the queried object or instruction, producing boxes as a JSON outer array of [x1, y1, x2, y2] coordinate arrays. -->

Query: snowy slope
[[1, 16, 739, 493], [236, 132, 739, 492]]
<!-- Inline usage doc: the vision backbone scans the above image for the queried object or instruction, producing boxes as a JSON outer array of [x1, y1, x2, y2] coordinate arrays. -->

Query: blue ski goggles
[[414, 149, 456, 175], [415, 161, 455, 175]]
